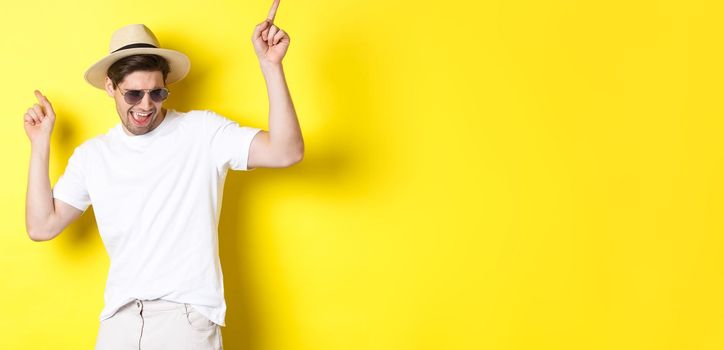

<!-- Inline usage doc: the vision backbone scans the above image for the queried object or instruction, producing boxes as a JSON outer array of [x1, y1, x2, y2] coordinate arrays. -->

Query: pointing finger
[[34, 90, 45, 105], [267, 0, 280, 23], [34, 90, 53, 112]]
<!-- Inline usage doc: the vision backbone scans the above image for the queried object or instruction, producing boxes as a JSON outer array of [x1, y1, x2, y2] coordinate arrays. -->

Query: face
[[105, 70, 167, 136]]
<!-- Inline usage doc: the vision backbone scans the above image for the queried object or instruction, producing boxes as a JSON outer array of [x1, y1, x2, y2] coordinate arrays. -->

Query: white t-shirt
[[52, 109, 262, 327]]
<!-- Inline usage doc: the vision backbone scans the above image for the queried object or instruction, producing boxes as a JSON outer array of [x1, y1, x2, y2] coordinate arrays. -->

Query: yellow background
[[2, 0, 723, 349]]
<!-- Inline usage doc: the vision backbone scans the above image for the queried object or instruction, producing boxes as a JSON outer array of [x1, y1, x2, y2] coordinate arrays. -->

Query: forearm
[[260, 62, 304, 160], [26, 140, 56, 239]]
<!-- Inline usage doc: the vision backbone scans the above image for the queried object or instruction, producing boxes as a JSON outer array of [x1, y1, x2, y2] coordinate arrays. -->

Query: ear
[[104, 77, 115, 97]]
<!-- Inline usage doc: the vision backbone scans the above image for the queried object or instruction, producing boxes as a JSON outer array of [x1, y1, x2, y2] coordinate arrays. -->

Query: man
[[23, 1, 302, 348]]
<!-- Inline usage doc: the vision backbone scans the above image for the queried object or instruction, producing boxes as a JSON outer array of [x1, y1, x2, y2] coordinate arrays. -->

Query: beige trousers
[[94, 298, 223, 350]]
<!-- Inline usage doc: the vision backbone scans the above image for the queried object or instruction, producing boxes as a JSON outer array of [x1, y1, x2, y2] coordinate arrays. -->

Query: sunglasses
[[119, 87, 170, 105]]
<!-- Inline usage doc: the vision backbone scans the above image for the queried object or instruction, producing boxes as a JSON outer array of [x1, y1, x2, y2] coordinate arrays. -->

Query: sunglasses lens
[[122, 89, 168, 104], [150, 89, 169, 102], [124, 90, 144, 104]]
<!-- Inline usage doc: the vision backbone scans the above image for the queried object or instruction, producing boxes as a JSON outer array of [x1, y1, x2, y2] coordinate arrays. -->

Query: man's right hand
[[24, 90, 56, 143]]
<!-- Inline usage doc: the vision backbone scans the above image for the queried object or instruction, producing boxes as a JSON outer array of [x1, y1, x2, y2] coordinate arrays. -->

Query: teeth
[[132, 111, 152, 118]]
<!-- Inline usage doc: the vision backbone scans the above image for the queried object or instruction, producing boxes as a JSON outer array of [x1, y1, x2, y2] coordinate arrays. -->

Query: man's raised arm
[[24, 90, 82, 241], [247, 0, 304, 169]]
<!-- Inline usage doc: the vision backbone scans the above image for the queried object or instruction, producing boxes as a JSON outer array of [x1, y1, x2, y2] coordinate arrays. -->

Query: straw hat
[[84, 24, 190, 89]]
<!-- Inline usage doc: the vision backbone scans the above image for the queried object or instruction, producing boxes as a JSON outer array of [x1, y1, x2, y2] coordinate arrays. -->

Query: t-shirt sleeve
[[52, 145, 91, 212], [205, 110, 262, 171]]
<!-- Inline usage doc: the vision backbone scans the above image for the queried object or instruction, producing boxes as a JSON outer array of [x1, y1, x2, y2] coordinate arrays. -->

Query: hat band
[[111, 43, 158, 53]]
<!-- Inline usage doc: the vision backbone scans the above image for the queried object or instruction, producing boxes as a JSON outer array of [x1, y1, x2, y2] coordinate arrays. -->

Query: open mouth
[[130, 110, 153, 126]]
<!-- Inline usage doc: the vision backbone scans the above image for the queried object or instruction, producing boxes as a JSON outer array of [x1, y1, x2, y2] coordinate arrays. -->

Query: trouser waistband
[[121, 298, 188, 313]]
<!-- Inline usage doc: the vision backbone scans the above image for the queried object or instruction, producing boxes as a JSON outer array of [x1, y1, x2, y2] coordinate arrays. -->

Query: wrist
[[30, 138, 51, 150], [260, 61, 283, 74]]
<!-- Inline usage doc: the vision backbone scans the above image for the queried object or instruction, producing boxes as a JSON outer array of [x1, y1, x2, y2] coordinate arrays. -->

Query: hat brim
[[84, 47, 190, 90]]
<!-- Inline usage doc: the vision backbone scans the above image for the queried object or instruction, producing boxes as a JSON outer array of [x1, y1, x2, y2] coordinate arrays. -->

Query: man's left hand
[[252, 0, 290, 65]]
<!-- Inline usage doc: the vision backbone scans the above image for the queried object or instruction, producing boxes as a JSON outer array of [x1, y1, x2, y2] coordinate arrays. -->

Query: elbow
[[289, 150, 304, 166], [274, 141, 304, 167], [282, 147, 304, 167], [26, 229, 51, 242], [26, 222, 58, 242]]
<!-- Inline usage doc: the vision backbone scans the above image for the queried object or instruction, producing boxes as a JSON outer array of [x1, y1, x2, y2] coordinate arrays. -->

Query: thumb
[[253, 20, 271, 41]]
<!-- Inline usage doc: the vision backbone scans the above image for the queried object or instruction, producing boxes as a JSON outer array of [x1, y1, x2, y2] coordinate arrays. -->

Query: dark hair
[[106, 54, 171, 88]]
